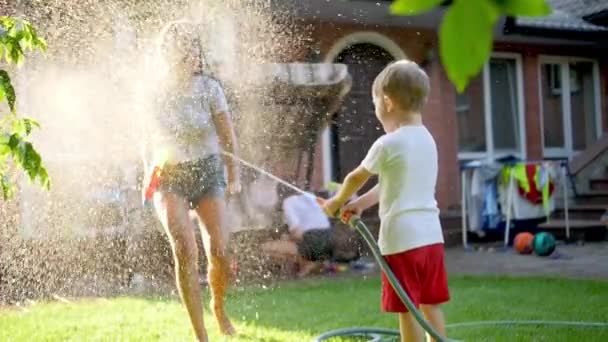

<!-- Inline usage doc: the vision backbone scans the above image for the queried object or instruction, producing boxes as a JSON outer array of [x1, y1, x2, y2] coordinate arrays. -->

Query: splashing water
[[0, 0, 310, 304]]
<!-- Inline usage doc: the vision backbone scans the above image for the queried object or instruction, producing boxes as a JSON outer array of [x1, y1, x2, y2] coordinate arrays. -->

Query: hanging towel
[[482, 180, 501, 230], [468, 163, 503, 233]]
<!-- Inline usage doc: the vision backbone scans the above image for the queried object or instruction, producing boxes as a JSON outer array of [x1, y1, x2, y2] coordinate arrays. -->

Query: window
[[541, 57, 601, 157], [456, 76, 486, 153], [457, 55, 524, 160]]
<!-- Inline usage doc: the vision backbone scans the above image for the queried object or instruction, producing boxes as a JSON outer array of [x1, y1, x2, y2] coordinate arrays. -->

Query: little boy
[[321, 60, 449, 342]]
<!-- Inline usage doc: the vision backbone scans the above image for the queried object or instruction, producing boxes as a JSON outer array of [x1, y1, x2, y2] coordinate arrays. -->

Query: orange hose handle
[[316, 197, 354, 224]]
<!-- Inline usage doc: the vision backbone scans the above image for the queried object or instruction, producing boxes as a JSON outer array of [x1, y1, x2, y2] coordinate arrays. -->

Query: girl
[[144, 21, 239, 341]]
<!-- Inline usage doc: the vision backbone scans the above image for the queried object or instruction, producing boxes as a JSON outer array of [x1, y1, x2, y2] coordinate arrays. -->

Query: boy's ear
[[383, 95, 395, 113]]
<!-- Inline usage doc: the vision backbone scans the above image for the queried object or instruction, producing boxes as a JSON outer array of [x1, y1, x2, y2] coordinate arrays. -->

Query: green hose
[[348, 215, 459, 342]]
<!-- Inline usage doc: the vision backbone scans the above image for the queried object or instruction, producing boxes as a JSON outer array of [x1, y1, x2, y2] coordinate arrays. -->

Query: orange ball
[[514, 232, 534, 254]]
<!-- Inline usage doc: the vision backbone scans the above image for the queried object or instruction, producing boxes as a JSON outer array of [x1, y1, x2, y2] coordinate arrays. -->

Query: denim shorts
[[159, 154, 226, 208]]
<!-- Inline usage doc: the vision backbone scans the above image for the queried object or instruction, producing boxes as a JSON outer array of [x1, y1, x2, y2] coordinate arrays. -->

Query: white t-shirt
[[361, 125, 444, 255], [151, 75, 229, 163], [282, 194, 331, 233]]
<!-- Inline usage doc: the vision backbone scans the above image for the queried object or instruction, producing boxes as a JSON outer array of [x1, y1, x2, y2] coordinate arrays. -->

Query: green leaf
[[390, 0, 444, 15], [8, 133, 26, 168], [22, 118, 40, 135], [495, 0, 551, 17], [0, 70, 16, 112], [9, 42, 23, 65], [11, 117, 25, 136], [19, 22, 34, 50], [38, 166, 50, 189], [3, 42, 11, 64], [13, 144, 26, 165], [7, 133, 20, 150], [23, 142, 41, 179], [26, 24, 47, 52], [439, 0, 499, 92], [0, 16, 16, 31], [0, 176, 14, 200], [0, 135, 9, 157]]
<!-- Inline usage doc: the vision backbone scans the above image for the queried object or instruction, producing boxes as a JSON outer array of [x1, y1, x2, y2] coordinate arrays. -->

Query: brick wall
[[310, 20, 433, 63], [523, 52, 543, 159], [425, 57, 460, 210]]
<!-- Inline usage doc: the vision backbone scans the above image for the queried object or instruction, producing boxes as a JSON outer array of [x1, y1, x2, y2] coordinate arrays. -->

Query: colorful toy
[[533, 232, 556, 256], [142, 148, 169, 207], [143, 165, 163, 207], [325, 262, 349, 273], [514, 232, 534, 254]]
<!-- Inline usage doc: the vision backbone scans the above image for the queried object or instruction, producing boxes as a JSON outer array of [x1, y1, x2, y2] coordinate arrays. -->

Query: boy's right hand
[[343, 200, 364, 217]]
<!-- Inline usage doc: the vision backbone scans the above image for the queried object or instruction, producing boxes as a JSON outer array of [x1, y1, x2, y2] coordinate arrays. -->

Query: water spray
[[221, 151, 315, 198]]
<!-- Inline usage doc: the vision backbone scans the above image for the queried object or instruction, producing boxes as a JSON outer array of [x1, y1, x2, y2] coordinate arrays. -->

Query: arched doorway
[[331, 43, 394, 188]]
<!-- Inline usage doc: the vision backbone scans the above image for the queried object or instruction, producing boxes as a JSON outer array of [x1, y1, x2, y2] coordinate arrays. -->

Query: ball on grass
[[533, 232, 556, 256], [514, 232, 534, 254]]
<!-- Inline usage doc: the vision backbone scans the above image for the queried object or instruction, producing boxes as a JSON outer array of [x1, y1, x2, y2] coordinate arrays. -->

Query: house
[[2, 0, 606, 239], [280, 0, 608, 216]]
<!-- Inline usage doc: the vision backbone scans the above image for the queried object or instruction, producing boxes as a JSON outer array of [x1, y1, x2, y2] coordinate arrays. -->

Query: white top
[[282, 194, 331, 232], [151, 75, 229, 163], [361, 125, 444, 255]]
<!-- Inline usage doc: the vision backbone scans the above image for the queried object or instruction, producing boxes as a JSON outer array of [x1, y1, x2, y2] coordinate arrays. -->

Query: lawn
[[0, 275, 607, 341]]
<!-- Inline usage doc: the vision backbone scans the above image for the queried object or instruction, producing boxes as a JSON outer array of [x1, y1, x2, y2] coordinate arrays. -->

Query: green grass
[[0, 275, 607, 341]]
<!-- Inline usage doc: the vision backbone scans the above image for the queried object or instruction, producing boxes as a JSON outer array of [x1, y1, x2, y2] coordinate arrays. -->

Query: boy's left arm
[[322, 166, 373, 216]]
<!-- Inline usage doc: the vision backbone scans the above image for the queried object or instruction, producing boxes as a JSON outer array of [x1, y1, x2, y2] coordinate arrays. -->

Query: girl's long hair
[[155, 20, 215, 82]]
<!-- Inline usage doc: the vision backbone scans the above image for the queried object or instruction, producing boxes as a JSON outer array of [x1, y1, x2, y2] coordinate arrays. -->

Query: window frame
[[457, 52, 526, 162], [539, 55, 602, 159]]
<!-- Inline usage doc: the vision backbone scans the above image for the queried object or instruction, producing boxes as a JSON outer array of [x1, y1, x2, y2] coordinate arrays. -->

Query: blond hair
[[372, 60, 430, 113]]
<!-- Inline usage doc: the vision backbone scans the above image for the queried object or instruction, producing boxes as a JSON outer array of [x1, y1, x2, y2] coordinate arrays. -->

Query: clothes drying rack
[[460, 159, 572, 250]]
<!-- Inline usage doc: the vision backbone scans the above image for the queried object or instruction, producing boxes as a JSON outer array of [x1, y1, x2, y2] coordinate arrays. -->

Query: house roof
[[514, 0, 608, 33], [548, 0, 607, 17], [278, 0, 606, 45]]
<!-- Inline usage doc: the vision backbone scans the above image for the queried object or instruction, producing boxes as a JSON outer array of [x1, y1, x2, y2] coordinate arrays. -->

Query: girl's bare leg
[[155, 193, 208, 342], [195, 196, 236, 336]]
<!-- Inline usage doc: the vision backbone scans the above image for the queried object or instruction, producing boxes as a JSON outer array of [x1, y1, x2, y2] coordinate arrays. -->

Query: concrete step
[[553, 204, 606, 220], [538, 219, 607, 241], [589, 178, 608, 191], [540, 219, 606, 229], [574, 190, 608, 205]]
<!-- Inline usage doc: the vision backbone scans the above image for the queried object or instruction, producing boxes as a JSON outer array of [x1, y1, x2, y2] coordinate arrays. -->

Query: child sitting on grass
[[321, 60, 450, 342]]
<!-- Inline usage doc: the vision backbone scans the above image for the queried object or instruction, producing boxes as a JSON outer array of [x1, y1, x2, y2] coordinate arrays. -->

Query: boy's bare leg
[[420, 304, 446, 342], [155, 193, 208, 342], [398, 312, 425, 342], [195, 197, 236, 336], [261, 240, 299, 261], [260, 240, 318, 277]]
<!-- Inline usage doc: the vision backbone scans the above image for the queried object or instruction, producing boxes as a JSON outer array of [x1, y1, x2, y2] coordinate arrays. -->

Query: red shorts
[[381, 243, 450, 312]]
